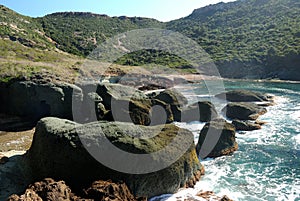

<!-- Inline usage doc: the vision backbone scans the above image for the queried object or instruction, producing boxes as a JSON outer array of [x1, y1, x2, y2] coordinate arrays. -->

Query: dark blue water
[[152, 80, 300, 201]]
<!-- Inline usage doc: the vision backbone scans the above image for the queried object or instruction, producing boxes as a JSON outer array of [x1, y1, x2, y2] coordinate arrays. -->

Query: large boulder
[[154, 89, 188, 121], [232, 120, 262, 131], [196, 119, 238, 159], [76, 83, 152, 125], [222, 102, 267, 120], [0, 81, 83, 121], [182, 101, 218, 122], [215, 90, 270, 102], [23, 117, 204, 198]]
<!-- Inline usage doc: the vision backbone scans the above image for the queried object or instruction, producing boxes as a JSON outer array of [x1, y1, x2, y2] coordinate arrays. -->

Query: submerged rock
[[222, 102, 267, 120], [182, 101, 218, 122], [196, 119, 238, 159], [232, 119, 262, 131], [215, 90, 270, 102], [23, 117, 204, 198]]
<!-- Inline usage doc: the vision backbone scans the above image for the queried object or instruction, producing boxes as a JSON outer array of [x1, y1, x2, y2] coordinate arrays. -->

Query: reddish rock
[[84, 180, 146, 201], [196, 190, 234, 201], [7, 178, 146, 201], [7, 178, 73, 201], [7, 189, 42, 201]]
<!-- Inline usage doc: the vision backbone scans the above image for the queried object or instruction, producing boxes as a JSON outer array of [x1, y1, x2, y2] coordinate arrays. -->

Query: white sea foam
[[154, 84, 300, 201], [291, 109, 300, 122], [292, 135, 300, 150]]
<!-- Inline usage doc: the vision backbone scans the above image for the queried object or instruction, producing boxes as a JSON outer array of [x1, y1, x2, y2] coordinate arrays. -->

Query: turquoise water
[[152, 80, 300, 201]]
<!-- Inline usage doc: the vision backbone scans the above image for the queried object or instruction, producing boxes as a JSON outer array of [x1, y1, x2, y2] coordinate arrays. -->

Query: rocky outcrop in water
[[222, 102, 267, 120], [232, 119, 262, 131], [215, 90, 271, 102], [196, 119, 238, 159], [23, 117, 204, 198], [182, 101, 218, 122]]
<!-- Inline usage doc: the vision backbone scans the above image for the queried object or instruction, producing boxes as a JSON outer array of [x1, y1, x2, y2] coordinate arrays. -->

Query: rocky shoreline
[[0, 79, 274, 200]]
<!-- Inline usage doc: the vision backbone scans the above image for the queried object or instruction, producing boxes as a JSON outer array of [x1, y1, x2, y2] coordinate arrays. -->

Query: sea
[[150, 80, 300, 201]]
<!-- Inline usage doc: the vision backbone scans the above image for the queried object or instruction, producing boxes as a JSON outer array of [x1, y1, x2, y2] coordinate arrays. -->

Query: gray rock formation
[[222, 102, 267, 120], [0, 81, 83, 121], [196, 119, 238, 159], [154, 89, 188, 121], [232, 120, 262, 131], [215, 90, 270, 102], [23, 117, 204, 198], [182, 101, 218, 122]]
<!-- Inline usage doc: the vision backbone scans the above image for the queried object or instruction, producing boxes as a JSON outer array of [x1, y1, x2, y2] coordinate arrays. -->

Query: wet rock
[[222, 102, 267, 120], [215, 90, 270, 102], [220, 195, 234, 201], [195, 190, 234, 201], [196, 119, 238, 159], [232, 120, 262, 131]]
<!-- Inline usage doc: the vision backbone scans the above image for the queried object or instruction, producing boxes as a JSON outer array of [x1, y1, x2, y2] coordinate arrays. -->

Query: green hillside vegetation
[[167, 0, 300, 62], [114, 49, 196, 73], [38, 12, 164, 56], [0, 39, 83, 83], [0, 5, 55, 49], [0, 0, 300, 80], [0, 5, 84, 83], [166, 0, 300, 78]]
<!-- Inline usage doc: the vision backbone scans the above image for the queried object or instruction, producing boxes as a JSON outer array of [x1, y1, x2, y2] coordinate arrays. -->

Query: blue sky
[[1, 0, 236, 22]]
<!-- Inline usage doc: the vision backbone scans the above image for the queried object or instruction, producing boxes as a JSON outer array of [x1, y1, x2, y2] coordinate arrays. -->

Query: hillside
[[0, 5, 83, 83], [0, 0, 300, 80], [38, 12, 164, 56], [167, 0, 300, 79], [0, 5, 55, 49]]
